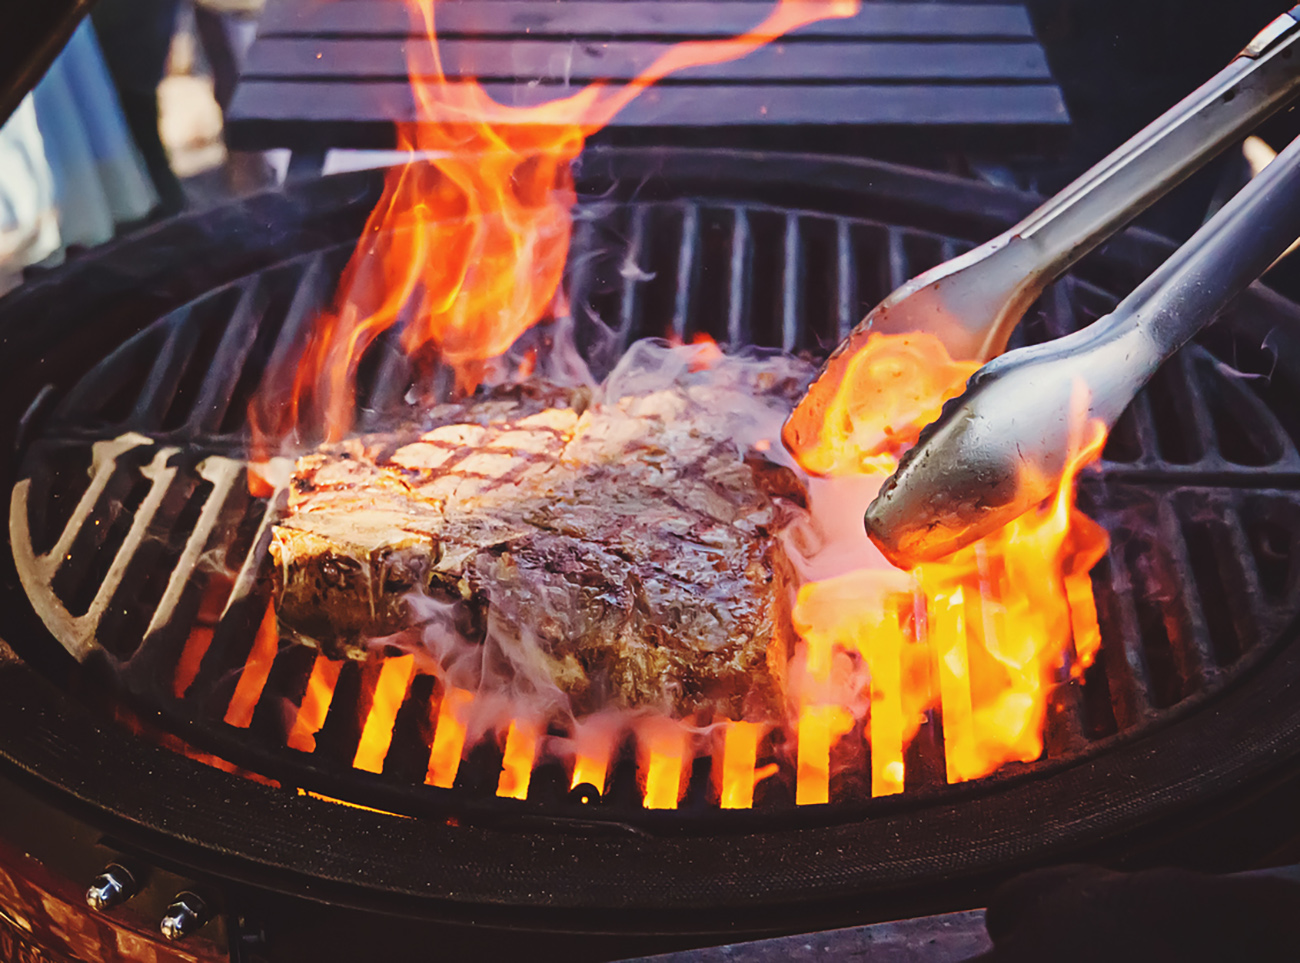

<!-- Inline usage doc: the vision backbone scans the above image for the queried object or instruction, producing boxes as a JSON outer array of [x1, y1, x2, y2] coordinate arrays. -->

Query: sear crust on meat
[[269, 380, 805, 719]]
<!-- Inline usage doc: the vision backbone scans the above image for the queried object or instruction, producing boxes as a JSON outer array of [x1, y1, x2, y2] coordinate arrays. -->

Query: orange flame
[[787, 333, 1109, 798], [569, 716, 619, 794], [224, 599, 279, 728], [250, 0, 860, 454], [794, 704, 855, 805], [638, 718, 690, 810], [426, 686, 474, 788], [718, 721, 778, 809], [353, 654, 417, 773], [287, 652, 343, 753], [497, 719, 540, 800], [784, 333, 980, 477]]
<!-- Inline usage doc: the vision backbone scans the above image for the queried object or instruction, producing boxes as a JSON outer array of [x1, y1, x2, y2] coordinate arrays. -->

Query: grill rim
[[4, 613, 1300, 930], [4, 147, 1300, 928]]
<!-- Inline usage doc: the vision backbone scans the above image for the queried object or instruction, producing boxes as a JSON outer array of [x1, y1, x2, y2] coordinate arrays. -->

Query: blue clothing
[[0, 97, 59, 295], [30, 20, 158, 250]]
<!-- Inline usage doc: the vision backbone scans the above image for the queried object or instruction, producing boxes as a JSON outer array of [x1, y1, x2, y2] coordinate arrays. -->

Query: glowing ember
[[569, 717, 619, 795], [173, 577, 230, 699], [570, 755, 607, 795], [173, 624, 212, 700], [931, 588, 975, 785], [866, 617, 908, 797], [250, 0, 860, 454], [224, 600, 279, 728], [354, 654, 417, 773], [786, 333, 1109, 795], [673, 331, 726, 372], [497, 720, 540, 800], [718, 721, 777, 810], [287, 653, 343, 753], [795, 705, 855, 805], [639, 719, 689, 810], [426, 686, 473, 789]]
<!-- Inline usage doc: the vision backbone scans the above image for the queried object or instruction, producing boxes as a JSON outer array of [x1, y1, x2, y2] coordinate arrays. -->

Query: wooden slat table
[[226, 0, 1068, 159]]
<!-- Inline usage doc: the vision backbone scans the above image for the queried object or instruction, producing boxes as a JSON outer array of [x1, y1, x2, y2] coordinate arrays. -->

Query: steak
[[269, 362, 808, 719]]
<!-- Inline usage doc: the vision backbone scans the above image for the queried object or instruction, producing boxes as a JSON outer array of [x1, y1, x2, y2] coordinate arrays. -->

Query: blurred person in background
[[97, 0, 273, 208], [92, 0, 187, 215], [0, 97, 58, 297], [30, 20, 159, 247], [0, 19, 156, 293]]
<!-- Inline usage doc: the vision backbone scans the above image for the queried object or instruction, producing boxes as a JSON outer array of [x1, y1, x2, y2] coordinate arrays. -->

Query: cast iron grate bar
[[781, 213, 800, 354], [835, 218, 854, 342], [618, 204, 651, 348], [728, 207, 752, 347], [1094, 534, 1157, 728], [1155, 497, 1219, 691], [672, 203, 698, 342], [187, 283, 268, 435]]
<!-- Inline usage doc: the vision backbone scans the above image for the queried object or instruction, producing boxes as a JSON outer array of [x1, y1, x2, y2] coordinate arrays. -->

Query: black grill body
[[2, 149, 1300, 959]]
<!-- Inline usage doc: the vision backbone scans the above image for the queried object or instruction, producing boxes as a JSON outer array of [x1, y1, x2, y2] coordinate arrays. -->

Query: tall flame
[[227, 0, 1118, 811], [786, 332, 1110, 794], [250, 0, 860, 455]]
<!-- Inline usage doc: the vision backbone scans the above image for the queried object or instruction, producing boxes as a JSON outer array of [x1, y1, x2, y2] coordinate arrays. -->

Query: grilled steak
[[270, 361, 807, 719]]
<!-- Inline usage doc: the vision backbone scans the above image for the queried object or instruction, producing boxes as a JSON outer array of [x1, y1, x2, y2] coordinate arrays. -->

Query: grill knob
[[85, 864, 136, 912], [160, 892, 211, 941]]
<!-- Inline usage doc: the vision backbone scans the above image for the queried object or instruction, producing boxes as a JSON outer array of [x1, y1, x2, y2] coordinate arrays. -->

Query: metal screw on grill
[[160, 891, 211, 941], [568, 783, 601, 806], [85, 863, 136, 911]]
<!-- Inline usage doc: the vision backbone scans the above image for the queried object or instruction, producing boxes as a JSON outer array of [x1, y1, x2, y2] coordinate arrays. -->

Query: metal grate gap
[[850, 222, 892, 316], [1177, 508, 1246, 668], [1145, 359, 1206, 466], [790, 216, 836, 354], [685, 206, 733, 344]]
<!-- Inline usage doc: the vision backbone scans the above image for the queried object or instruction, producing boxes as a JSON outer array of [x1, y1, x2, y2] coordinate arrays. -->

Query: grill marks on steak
[[270, 380, 804, 718]]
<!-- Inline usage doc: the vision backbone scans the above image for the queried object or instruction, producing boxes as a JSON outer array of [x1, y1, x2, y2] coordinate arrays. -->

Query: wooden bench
[[226, 0, 1068, 160]]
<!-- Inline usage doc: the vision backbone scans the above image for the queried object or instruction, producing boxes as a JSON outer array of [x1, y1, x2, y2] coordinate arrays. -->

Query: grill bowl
[[2, 149, 1300, 937]]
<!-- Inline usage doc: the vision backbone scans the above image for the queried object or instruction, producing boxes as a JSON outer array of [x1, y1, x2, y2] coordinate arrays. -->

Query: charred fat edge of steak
[[269, 507, 442, 654]]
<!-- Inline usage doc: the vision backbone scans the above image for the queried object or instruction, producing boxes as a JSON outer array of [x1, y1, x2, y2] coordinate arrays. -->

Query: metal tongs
[[783, 7, 1300, 568]]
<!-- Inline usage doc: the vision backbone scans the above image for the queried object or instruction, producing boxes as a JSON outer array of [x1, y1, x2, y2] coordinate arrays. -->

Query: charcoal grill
[[3, 148, 1300, 955]]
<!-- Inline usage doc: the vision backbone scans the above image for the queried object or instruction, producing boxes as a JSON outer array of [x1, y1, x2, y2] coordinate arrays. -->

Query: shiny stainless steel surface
[[865, 129, 1300, 567], [872, 8, 1300, 362], [783, 8, 1300, 463], [160, 892, 211, 942], [85, 864, 136, 913]]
